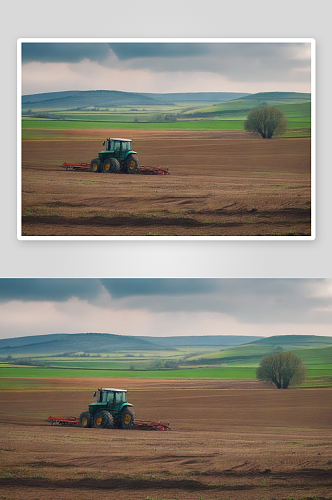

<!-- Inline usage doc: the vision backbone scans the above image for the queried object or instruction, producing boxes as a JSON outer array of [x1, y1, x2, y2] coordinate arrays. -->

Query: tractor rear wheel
[[80, 411, 93, 428], [124, 154, 139, 174], [90, 158, 101, 173], [93, 410, 114, 429], [103, 157, 120, 173], [119, 407, 135, 429]]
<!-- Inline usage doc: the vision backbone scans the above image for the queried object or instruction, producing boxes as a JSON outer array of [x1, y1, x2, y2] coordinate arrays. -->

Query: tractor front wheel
[[103, 157, 120, 173], [119, 407, 135, 429], [80, 411, 93, 428], [124, 154, 139, 174], [93, 410, 114, 429], [90, 158, 101, 173]]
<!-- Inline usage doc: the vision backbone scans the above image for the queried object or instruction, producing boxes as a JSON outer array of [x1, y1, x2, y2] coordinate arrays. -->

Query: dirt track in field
[[21, 129, 311, 236], [1, 378, 331, 499]]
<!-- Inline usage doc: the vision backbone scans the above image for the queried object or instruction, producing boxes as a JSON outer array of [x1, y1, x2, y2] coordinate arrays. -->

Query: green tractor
[[79, 388, 135, 429], [90, 138, 139, 174]]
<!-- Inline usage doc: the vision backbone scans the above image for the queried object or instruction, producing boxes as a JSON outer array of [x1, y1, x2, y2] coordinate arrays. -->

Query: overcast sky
[[0, 279, 331, 339], [21, 41, 311, 95]]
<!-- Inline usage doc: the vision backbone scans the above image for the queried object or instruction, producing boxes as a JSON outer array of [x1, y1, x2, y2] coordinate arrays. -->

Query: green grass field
[[21, 118, 310, 134], [1, 364, 331, 382], [183, 98, 311, 118], [293, 345, 332, 364], [22, 118, 246, 130], [186, 343, 300, 362], [21, 93, 311, 137], [46, 361, 142, 369], [0, 365, 257, 379], [187, 341, 332, 363], [1, 337, 331, 388]]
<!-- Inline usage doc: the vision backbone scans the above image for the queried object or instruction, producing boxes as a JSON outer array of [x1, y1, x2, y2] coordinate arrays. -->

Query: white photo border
[[17, 38, 316, 241]]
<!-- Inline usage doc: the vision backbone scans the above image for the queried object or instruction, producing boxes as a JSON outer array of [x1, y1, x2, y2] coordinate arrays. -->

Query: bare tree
[[244, 107, 288, 138], [256, 352, 307, 389]]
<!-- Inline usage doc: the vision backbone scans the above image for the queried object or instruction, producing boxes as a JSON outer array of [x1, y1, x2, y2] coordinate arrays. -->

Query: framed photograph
[[0, 277, 331, 500], [18, 38, 315, 240]]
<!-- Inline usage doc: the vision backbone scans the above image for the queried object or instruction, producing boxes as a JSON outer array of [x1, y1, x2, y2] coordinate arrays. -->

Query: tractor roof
[[100, 388, 127, 392], [108, 138, 132, 142]]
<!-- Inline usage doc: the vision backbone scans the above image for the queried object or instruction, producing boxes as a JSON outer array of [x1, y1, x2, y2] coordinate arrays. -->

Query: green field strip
[[0, 366, 330, 388], [0, 366, 257, 379], [21, 119, 310, 134], [306, 368, 332, 376], [187, 344, 293, 362], [47, 361, 142, 369], [292, 346, 332, 364], [183, 98, 311, 116], [22, 118, 246, 130], [305, 364, 332, 369]]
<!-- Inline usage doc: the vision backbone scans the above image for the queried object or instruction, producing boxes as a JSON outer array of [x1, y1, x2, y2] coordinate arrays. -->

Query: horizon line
[[22, 89, 312, 97]]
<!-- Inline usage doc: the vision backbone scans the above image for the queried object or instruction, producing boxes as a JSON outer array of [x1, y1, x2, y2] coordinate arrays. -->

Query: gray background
[[1, 0, 329, 278]]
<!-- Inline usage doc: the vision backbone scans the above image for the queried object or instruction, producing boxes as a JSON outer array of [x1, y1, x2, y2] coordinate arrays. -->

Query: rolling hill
[[22, 90, 160, 110], [183, 92, 311, 119], [139, 335, 261, 347], [0, 333, 165, 355], [291, 345, 332, 365], [0, 333, 262, 356], [238, 92, 311, 102], [21, 90, 250, 111], [0, 333, 328, 360], [142, 92, 249, 103], [252, 335, 332, 347], [185, 335, 332, 364]]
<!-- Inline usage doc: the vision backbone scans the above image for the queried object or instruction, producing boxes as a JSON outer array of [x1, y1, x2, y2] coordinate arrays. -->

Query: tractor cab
[[102, 138, 133, 156], [93, 388, 127, 407], [100, 138, 135, 162], [89, 388, 132, 415], [80, 387, 135, 429], [92, 138, 139, 173]]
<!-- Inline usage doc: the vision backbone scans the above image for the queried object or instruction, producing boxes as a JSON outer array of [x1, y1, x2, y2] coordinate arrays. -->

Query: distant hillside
[[184, 92, 311, 119], [241, 92, 311, 102], [139, 335, 262, 348], [21, 90, 250, 110], [22, 90, 161, 110], [291, 345, 332, 365], [0, 333, 262, 356], [186, 335, 332, 364], [187, 344, 280, 363], [1, 333, 327, 358], [143, 92, 250, 103], [252, 335, 332, 347], [0, 333, 165, 356]]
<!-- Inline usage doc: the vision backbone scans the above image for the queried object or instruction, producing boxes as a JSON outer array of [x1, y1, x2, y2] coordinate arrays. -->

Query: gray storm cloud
[[0, 278, 103, 302], [108, 43, 209, 60], [109, 43, 311, 83], [100, 279, 332, 324], [22, 43, 111, 64], [21, 42, 311, 84], [0, 279, 331, 325]]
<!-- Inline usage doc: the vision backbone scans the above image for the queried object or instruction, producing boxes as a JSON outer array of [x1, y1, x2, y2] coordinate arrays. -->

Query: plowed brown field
[[1, 378, 331, 499], [21, 130, 311, 236]]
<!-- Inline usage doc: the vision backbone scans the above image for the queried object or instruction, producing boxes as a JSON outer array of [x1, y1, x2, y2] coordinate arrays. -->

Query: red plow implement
[[63, 163, 170, 175], [134, 420, 171, 431], [63, 162, 90, 171], [48, 416, 80, 426], [137, 166, 170, 175], [48, 416, 171, 431]]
